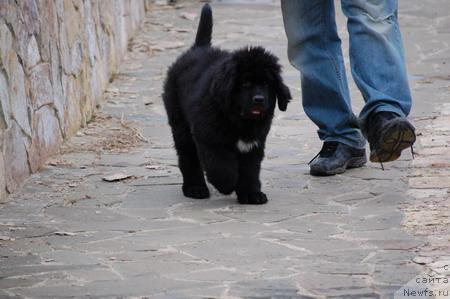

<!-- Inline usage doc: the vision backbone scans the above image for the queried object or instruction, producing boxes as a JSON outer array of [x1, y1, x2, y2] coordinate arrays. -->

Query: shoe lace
[[376, 144, 415, 171], [308, 142, 339, 165]]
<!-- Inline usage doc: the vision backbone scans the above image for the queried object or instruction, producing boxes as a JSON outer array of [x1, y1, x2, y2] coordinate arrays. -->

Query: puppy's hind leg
[[172, 126, 210, 199], [198, 145, 238, 195]]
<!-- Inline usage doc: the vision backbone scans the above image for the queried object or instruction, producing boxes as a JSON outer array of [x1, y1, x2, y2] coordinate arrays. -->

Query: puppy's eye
[[242, 82, 251, 88]]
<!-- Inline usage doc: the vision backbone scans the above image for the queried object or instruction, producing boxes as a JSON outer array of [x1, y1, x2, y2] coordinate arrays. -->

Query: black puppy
[[162, 4, 291, 204]]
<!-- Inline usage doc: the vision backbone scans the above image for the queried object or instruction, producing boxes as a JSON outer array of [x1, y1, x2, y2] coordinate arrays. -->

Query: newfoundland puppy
[[162, 4, 291, 204]]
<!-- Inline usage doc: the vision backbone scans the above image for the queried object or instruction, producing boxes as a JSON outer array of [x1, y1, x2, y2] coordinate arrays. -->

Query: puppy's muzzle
[[252, 95, 265, 104]]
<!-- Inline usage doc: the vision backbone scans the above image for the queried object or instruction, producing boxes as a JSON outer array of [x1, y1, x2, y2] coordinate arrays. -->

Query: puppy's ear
[[274, 74, 291, 112], [210, 59, 236, 110]]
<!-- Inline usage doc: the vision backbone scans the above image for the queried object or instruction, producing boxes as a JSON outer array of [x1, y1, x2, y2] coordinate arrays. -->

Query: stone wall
[[0, 0, 150, 201]]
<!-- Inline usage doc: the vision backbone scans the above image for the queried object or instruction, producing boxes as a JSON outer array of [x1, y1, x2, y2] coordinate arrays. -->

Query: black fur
[[194, 4, 212, 47], [162, 4, 291, 204]]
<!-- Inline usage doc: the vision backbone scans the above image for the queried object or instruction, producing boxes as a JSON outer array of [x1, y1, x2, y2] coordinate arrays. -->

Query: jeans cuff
[[323, 135, 366, 150]]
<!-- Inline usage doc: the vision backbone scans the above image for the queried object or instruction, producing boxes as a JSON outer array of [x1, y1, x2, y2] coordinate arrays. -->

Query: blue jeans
[[281, 0, 412, 149]]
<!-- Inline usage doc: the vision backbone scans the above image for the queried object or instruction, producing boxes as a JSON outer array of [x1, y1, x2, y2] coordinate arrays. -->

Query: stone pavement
[[0, 1, 449, 298]]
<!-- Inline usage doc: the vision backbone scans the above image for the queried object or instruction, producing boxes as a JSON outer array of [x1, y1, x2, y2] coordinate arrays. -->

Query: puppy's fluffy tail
[[194, 4, 212, 47]]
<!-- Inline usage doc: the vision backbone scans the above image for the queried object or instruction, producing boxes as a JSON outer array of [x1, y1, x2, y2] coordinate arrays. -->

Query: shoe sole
[[310, 156, 367, 176], [370, 119, 416, 163]]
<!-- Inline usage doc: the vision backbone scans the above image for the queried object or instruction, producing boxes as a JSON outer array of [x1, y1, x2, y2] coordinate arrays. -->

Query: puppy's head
[[210, 46, 291, 121]]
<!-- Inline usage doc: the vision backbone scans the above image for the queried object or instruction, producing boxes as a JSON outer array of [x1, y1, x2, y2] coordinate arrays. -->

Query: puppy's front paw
[[237, 191, 268, 205], [183, 185, 210, 199]]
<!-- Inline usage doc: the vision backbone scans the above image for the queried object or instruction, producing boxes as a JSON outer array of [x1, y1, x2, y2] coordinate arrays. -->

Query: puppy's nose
[[252, 95, 264, 104]]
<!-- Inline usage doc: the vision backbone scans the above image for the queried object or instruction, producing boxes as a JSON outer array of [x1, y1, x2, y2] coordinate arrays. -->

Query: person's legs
[[342, 0, 415, 163], [341, 0, 412, 130], [281, 0, 365, 150]]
